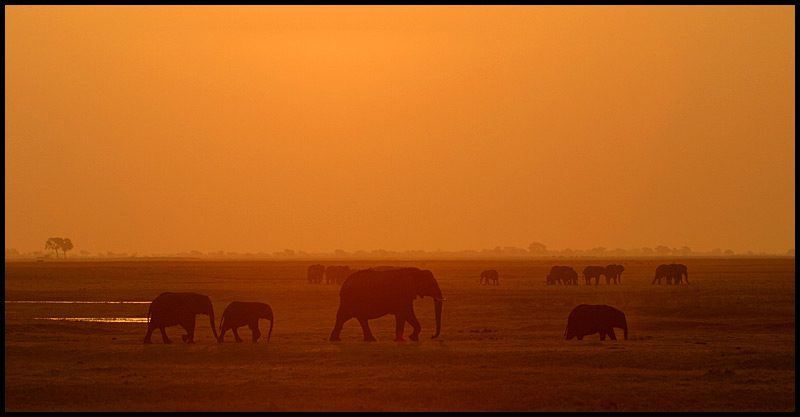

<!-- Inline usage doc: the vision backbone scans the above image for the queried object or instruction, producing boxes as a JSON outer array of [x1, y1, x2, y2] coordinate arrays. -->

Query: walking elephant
[[583, 266, 606, 285], [479, 269, 499, 285], [218, 301, 274, 343], [546, 266, 577, 285], [326, 265, 355, 285], [307, 264, 325, 284], [565, 304, 628, 341], [604, 264, 625, 285], [329, 267, 444, 342], [672, 263, 689, 284], [652, 264, 680, 285], [144, 292, 219, 344]]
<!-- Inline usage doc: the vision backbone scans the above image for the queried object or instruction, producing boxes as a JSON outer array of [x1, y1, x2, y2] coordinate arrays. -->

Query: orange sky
[[5, 6, 795, 255]]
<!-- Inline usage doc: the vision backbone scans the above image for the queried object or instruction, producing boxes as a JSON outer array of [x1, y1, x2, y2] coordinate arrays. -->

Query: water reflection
[[5, 301, 150, 304], [37, 317, 148, 323]]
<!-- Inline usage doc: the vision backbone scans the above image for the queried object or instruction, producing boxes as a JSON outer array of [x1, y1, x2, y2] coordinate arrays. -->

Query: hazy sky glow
[[5, 5, 795, 255]]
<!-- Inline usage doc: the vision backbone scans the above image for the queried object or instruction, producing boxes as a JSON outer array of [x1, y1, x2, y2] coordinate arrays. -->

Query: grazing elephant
[[329, 267, 444, 342], [307, 264, 325, 284], [144, 292, 219, 344], [652, 264, 680, 285], [546, 266, 577, 285], [479, 269, 499, 285], [583, 266, 606, 285], [326, 265, 355, 285], [218, 302, 274, 343], [604, 264, 625, 285], [671, 263, 689, 284], [565, 304, 628, 341]]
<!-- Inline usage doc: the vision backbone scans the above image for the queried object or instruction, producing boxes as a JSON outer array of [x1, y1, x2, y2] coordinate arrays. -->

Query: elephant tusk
[[434, 297, 446, 302]]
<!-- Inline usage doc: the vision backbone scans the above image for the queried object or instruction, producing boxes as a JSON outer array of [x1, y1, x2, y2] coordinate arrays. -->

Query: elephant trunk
[[267, 318, 274, 342], [432, 298, 442, 339], [620, 314, 628, 340], [208, 307, 219, 341]]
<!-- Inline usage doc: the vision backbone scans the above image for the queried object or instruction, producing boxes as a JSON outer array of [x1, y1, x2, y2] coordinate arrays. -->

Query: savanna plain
[[4, 258, 795, 411]]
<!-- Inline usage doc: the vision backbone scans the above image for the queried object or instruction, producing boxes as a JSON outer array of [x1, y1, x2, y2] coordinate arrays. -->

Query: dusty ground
[[5, 258, 795, 411]]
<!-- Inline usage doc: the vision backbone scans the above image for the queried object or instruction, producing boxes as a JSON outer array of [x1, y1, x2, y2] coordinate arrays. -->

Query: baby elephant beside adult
[[330, 267, 445, 342], [218, 301, 274, 343], [565, 304, 628, 341], [144, 292, 219, 344]]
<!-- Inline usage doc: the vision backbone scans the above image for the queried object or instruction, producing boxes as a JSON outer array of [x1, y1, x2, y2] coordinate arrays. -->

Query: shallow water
[[36, 317, 148, 323]]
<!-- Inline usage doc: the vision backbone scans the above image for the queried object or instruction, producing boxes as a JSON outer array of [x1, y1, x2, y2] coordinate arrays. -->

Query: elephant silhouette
[[479, 269, 499, 285], [565, 304, 628, 341], [144, 292, 218, 344], [604, 264, 625, 285], [583, 266, 606, 285], [671, 263, 689, 284], [307, 264, 325, 284], [330, 267, 444, 342], [326, 265, 355, 285], [652, 264, 679, 284], [218, 301, 274, 343], [546, 266, 577, 285]]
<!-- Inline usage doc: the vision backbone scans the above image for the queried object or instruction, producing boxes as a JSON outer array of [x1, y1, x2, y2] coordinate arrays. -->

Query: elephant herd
[[544, 263, 689, 286], [307, 264, 359, 285], [143, 263, 689, 345], [144, 292, 274, 344], [144, 267, 443, 345]]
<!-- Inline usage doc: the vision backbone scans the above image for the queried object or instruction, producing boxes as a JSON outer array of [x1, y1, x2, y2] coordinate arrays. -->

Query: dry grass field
[[5, 258, 795, 411]]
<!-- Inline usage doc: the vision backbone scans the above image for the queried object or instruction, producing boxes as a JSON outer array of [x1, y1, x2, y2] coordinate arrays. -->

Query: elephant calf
[[218, 301, 274, 343]]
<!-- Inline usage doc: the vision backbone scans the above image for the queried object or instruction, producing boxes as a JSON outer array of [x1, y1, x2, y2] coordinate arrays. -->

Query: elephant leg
[[249, 320, 261, 343], [232, 327, 244, 343], [330, 308, 351, 341], [577, 335, 584, 341], [144, 323, 156, 344], [599, 331, 606, 341], [179, 316, 196, 343], [357, 317, 377, 342], [218, 325, 228, 343], [394, 315, 406, 342], [406, 311, 421, 342], [608, 328, 617, 340]]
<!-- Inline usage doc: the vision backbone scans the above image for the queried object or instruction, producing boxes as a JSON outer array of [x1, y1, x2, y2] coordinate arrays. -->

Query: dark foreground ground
[[5, 258, 795, 411]]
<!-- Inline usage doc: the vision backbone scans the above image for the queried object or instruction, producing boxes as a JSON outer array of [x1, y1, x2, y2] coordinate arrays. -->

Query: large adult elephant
[[652, 264, 679, 285], [479, 269, 499, 285], [671, 263, 689, 284], [144, 292, 219, 344], [329, 267, 444, 342], [307, 264, 325, 284], [326, 265, 355, 285], [218, 301, 274, 343], [583, 266, 606, 285], [565, 304, 628, 341], [546, 266, 577, 285], [604, 264, 625, 285]]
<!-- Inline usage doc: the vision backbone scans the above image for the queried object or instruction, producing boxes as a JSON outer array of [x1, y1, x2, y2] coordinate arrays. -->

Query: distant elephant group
[[307, 264, 357, 285], [544, 263, 690, 286]]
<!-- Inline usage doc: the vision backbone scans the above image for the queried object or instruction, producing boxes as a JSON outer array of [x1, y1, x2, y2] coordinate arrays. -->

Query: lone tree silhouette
[[45, 238, 61, 259], [44, 237, 74, 259], [60, 238, 73, 258]]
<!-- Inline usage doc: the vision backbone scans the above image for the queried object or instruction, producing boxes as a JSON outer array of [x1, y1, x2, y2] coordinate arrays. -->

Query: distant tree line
[[4, 242, 794, 260]]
